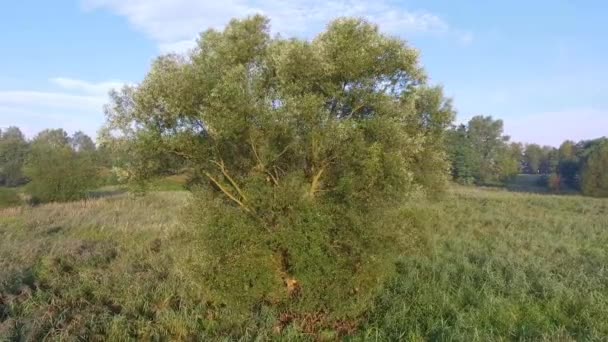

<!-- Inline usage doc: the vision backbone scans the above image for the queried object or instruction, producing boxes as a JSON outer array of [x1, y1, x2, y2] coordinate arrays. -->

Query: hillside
[[1, 187, 607, 340]]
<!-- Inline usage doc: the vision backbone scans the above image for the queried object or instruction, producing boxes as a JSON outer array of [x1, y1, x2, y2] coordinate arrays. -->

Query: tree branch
[[308, 165, 326, 198], [204, 171, 251, 213], [249, 138, 265, 171], [211, 159, 248, 203], [250, 138, 291, 186]]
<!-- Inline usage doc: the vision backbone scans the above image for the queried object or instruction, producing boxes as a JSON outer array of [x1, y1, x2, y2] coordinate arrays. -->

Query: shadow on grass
[[505, 174, 579, 195]]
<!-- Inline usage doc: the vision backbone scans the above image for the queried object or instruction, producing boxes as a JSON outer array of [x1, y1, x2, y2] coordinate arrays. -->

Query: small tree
[[24, 129, 98, 203], [581, 141, 608, 197]]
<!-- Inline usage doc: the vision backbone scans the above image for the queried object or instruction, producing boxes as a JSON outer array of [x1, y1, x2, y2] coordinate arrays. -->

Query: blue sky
[[1, 0, 606, 146]]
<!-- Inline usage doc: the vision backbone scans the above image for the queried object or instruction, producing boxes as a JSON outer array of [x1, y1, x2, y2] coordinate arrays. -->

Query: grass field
[[0, 188, 22, 209], [1, 186, 607, 340]]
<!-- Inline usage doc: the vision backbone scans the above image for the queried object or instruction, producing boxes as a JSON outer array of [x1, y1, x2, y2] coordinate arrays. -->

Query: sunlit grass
[[1, 186, 607, 340]]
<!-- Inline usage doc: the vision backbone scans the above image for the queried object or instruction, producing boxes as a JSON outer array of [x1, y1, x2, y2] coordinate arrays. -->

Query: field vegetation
[[1, 186, 607, 340], [1, 15, 608, 340]]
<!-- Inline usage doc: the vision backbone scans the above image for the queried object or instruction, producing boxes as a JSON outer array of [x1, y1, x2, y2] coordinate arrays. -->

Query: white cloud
[[505, 109, 608, 147], [159, 40, 198, 54], [0, 78, 125, 138], [0, 91, 105, 111], [50, 77, 125, 95], [82, 0, 471, 52]]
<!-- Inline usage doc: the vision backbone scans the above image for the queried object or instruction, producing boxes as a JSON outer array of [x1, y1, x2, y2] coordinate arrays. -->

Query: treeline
[[2, 117, 607, 203], [446, 115, 608, 196], [0, 127, 108, 203]]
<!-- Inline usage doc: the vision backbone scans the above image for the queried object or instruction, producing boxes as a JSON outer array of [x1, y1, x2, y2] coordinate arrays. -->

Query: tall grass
[[0, 188, 21, 209], [359, 186, 608, 340], [1, 186, 607, 340]]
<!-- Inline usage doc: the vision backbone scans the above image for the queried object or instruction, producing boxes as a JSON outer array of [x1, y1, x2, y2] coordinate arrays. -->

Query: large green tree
[[102, 16, 454, 328], [447, 116, 517, 184], [0, 126, 29, 186]]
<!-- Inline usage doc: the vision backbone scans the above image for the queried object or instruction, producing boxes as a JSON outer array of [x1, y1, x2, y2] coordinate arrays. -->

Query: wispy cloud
[[0, 91, 105, 111], [0, 78, 125, 138], [50, 77, 125, 96], [82, 0, 472, 52]]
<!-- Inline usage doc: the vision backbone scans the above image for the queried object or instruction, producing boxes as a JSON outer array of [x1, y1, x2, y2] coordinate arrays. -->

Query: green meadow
[[1, 185, 607, 340]]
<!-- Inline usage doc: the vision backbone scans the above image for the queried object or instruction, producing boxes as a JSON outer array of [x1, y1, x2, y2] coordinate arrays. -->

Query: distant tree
[[71, 131, 96, 152], [557, 140, 580, 188], [34, 128, 70, 147], [446, 124, 477, 184], [577, 138, 608, 160], [466, 116, 511, 184], [581, 140, 608, 197], [497, 142, 523, 181], [559, 140, 578, 160], [539, 146, 558, 174], [523, 144, 543, 174], [446, 116, 519, 185], [102, 16, 455, 326], [0, 126, 29, 186], [24, 129, 98, 202]]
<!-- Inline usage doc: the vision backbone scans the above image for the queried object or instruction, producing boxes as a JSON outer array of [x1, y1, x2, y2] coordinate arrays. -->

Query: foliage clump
[[581, 140, 608, 197], [102, 16, 454, 329], [24, 129, 98, 203]]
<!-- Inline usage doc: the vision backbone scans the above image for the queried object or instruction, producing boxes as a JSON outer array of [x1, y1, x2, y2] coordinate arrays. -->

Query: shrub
[[102, 16, 454, 332], [24, 141, 98, 203]]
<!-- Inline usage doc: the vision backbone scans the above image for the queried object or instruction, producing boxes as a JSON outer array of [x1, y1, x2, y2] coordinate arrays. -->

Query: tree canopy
[[102, 15, 455, 325], [447, 116, 520, 185]]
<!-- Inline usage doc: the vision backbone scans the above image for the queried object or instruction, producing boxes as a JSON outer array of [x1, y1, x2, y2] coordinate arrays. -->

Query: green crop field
[[1, 186, 607, 340]]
